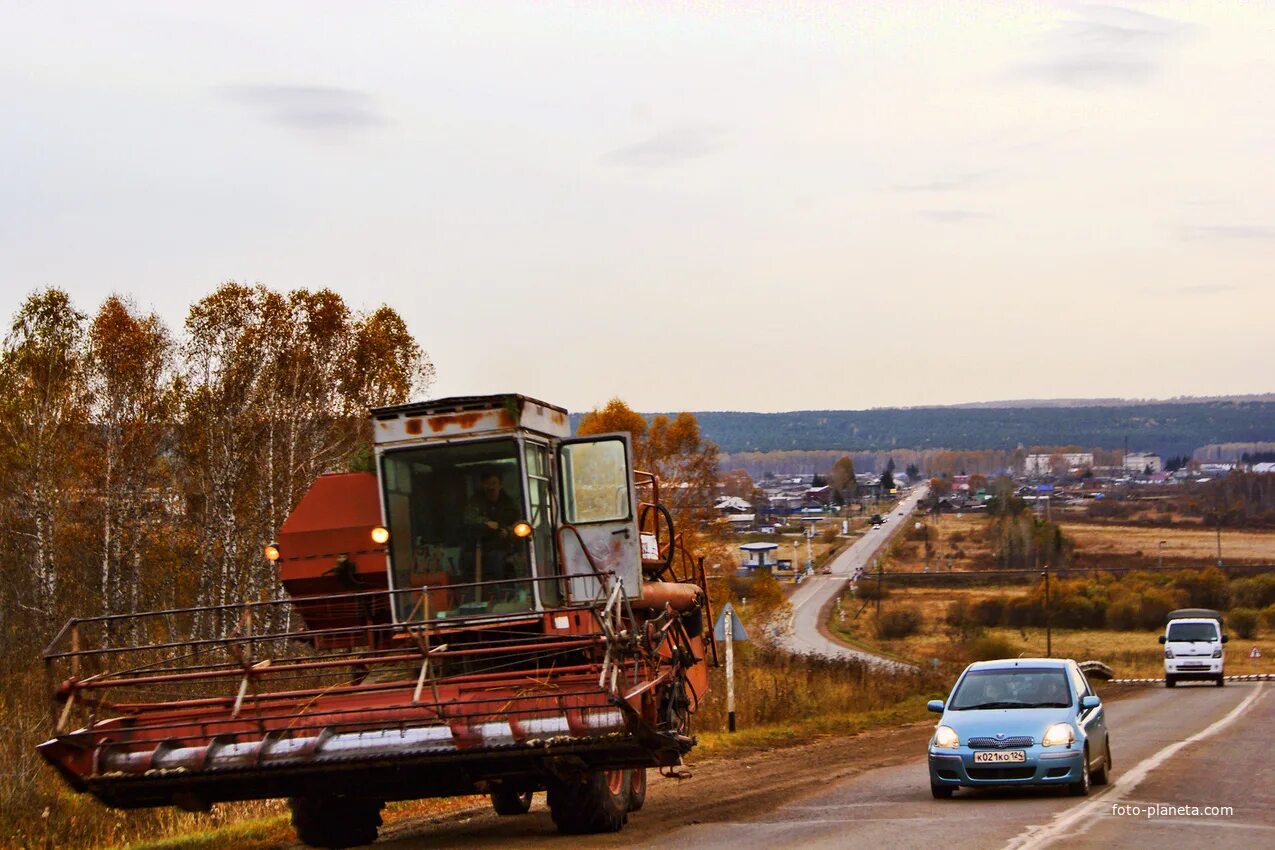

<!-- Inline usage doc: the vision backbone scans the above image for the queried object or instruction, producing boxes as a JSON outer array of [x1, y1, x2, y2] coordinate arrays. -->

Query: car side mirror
[[927, 699, 945, 713], [1222, 634, 1229, 644], [1158, 635, 1166, 644], [1081, 695, 1100, 710]]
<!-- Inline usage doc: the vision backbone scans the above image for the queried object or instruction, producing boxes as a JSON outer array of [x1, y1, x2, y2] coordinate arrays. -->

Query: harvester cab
[[39, 394, 716, 847]]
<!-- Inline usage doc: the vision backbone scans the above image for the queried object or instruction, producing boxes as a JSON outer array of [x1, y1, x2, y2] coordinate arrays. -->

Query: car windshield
[[949, 668, 1072, 710], [1167, 622, 1217, 641]]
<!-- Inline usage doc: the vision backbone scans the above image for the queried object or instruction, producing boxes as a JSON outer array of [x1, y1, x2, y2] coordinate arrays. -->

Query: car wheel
[[1091, 740, 1111, 786], [931, 783, 954, 799], [1164, 676, 1176, 688], [1068, 747, 1091, 797]]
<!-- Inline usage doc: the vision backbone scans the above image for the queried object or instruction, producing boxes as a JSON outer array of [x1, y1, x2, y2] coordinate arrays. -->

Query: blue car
[[927, 658, 1111, 798]]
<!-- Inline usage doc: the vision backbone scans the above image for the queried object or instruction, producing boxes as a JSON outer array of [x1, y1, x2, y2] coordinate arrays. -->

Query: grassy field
[[1060, 521, 1275, 565], [881, 512, 1275, 573], [827, 583, 1275, 680]]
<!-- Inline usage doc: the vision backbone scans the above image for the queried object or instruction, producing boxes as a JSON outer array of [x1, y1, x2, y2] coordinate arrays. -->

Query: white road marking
[[1001, 684, 1267, 849]]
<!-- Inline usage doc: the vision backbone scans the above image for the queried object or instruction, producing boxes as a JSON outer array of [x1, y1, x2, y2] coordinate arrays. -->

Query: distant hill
[[571, 398, 1275, 459], [941, 394, 1275, 409]]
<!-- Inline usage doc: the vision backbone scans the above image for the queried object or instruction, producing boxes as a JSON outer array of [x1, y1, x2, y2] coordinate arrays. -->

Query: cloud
[[1180, 225, 1275, 241], [1172, 284, 1240, 295], [916, 209, 990, 223], [604, 125, 726, 167], [221, 85, 385, 134], [894, 170, 993, 193], [1010, 5, 1193, 88]]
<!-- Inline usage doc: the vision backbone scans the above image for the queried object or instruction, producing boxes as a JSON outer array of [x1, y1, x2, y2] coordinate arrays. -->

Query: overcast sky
[[2, 2, 1272, 413]]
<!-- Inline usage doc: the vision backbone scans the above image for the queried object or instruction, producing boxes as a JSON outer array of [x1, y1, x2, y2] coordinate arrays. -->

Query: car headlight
[[1212, 647, 1223, 658], [1042, 723, 1075, 747], [1164, 648, 1174, 658], [933, 725, 960, 749]]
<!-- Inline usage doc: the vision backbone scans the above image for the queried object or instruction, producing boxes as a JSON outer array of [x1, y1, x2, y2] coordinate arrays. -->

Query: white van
[[1160, 608, 1227, 687]]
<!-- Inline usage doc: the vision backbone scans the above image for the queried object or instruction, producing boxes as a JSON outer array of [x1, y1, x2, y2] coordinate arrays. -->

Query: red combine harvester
[[39, 395, 716, 847]]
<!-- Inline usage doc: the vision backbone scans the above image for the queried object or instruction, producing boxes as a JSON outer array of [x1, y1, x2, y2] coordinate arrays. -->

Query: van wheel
[[1216, 675, 1225, 687], [1164, 676, 1176, 688]]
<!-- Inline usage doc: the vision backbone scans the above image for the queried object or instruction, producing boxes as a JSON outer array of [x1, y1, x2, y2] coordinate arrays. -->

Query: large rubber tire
[[289, 796, 383, 849], [490, 787, 533, 816], [931, 783, 954, 799], [1068, 747, 1092, 797], [548, 769, 629, 834], [1091, 739, 1111, 786], [627, 768, 647, 812]]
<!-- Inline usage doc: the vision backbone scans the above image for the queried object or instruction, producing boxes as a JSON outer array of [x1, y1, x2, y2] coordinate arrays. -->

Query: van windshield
[[1167, 622, 1218, 642]]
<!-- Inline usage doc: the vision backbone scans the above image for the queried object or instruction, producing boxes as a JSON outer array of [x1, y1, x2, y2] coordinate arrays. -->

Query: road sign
[[714, 603, 749, 642], [1251, 646, 1262, 659]]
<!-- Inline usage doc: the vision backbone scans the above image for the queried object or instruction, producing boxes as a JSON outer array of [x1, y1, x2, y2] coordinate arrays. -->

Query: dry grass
[[825, 583, 1275, 681], [1061, 521, 1275, 565]]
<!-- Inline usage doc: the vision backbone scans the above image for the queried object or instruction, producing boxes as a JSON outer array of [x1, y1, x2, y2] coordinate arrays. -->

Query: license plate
[[973, 750, 1026, 763]]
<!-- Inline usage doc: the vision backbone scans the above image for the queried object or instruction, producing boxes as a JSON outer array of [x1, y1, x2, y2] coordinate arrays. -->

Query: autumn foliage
[[0, 284, 432, 847]]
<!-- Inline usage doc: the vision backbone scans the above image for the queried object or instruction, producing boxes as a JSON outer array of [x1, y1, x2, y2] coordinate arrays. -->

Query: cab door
[[557, 434, 642, 602]]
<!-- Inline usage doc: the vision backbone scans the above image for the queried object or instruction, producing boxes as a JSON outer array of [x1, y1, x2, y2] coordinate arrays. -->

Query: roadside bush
[[1105, 587, 1181, 631], [855, 580, 889, 601], [962, 635, 1019, 662], [1260, 605, 1275, 632], [1229, 608, 1260, 640], [1230, 575, 1275, 610], [1005, 596, 1042, 628], [945, 598, 970, 628], [1174, 567, 1230, 610], [1054, 593, 1103, 629], [875, 606, 922, 639], [970, 596, 1007, 628]]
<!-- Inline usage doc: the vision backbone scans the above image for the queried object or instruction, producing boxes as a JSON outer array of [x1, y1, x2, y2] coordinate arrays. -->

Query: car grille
[[967, 766, 1035, 780], [968, 736, 1034, 748]]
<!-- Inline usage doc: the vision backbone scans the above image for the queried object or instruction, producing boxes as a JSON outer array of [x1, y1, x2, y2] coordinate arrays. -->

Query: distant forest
[[573, 401, 1275, 459]]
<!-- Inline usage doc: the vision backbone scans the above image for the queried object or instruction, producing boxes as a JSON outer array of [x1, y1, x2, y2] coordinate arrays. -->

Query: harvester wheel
[[289, 795, 383, 849], [490, 786, 534, 815], [547, 769, 629, 834], [627, 767, 647, 812]]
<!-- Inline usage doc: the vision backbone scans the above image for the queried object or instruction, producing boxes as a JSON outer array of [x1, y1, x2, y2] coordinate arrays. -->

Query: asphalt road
[[775, 485, 929, 667], [668, 681, 1273, 850]]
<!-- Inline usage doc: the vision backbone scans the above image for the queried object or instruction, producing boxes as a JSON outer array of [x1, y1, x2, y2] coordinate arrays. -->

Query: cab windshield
[[1167, 622, 1218, 642], [950, 668, 1072, 710], [381, 439, 535, 620]]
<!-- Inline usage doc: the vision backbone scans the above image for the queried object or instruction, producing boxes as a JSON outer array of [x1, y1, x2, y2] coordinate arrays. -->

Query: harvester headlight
[[512, 521, 533, 539], [263, 543, 280, 562], [933, 725, 960, 749], [1042, 722, 1075, 747], [371, 526, 390, 545]]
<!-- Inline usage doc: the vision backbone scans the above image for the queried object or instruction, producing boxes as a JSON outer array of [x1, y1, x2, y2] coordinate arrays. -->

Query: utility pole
[[724, 609, 736, 733], [1042, 564, 1052, 658], [1216, 521, 1223, 568], [876, 559, 883, 616]]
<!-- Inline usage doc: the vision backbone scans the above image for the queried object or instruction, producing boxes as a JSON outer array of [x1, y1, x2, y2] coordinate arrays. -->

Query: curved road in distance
[[774, 485, 929, 668]]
